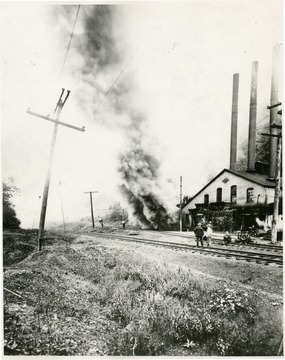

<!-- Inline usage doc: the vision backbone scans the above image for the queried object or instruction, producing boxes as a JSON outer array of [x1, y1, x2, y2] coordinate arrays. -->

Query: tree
[[106, 202, 128, 222], [236, 116, 270, 171], [3, 178, 21, 229]]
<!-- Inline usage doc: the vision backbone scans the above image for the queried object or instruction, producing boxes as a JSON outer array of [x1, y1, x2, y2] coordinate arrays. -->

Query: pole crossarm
[[261, 133, 280, 138], [267, 102, 282, 109], [26, 88, 84, 251], [26, 108, 85, 132]]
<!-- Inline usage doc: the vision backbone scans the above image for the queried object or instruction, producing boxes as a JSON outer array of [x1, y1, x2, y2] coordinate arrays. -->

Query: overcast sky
[[1, 1, 283, 228]]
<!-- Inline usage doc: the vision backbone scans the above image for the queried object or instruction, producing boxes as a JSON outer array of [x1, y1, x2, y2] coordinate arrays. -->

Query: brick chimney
[[247, 61, 258, 172], [230, 73, 239, 170], [269, 46, 281, 179]]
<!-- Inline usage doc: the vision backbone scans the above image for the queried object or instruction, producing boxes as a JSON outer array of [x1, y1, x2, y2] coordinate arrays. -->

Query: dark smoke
[[118, 144, 173, 230], [119, 185, 150, 227], [79, 5, 120, 68], [63, 5, 174, 228]]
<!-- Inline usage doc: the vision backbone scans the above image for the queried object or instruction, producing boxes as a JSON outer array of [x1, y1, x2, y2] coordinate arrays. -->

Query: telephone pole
[[262, 102, 282, 244], [26, 89, 85, 251], [180, 176, 183, 232], [84, 191, 98, 228], [271, 132, 282, 243]]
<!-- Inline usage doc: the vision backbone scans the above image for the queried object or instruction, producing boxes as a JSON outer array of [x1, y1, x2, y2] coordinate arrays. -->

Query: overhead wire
[[59, 4, 81, 80], [59, 4, 138, 113], [31, 6, 81, 233], [49, 5, 136, 233], [55, 6, 80, 235], [93, 48, 138, 113]]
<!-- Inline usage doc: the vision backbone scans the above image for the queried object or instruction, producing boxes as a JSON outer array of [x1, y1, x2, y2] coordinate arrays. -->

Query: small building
[[182, 167, 282, 233], [181, 63, 282, 236]]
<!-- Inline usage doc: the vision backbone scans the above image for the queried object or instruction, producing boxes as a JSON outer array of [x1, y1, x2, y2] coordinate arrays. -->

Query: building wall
[[183, 170, 275, 212]]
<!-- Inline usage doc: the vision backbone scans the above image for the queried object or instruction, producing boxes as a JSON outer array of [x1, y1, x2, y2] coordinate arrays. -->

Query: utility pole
[[271, 132, 282, 244], [26, 89, 85, 251], [262, 102, 282, 244], [84, 191, 98, 229], [180, 176, 183, 232]]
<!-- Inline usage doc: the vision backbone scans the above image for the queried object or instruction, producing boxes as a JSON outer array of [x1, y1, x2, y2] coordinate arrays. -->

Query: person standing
[[206, 222, 213, 247], [194, 223, 204, 247], [99, 217, 104, 228]]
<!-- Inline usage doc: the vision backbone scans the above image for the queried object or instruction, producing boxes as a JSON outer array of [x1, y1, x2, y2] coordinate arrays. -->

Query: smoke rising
[[118, 142, 173, 229], [61, 5, 176, 228], [79, 5, 120, 69]]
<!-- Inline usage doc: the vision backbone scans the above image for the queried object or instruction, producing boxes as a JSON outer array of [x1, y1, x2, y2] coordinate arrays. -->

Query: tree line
[[3, 178, 21, 230]]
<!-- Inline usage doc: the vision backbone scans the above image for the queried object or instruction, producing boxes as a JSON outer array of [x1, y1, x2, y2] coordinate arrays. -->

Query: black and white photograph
[[1, 0, 283, 356]]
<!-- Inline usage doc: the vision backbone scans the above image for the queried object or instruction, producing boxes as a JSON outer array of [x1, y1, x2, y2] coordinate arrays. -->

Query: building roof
[[228, 169, 276, 187], [182, 168, 277, 210]]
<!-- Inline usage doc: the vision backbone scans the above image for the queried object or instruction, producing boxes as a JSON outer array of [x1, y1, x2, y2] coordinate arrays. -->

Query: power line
[[59, 5, 81, 79], [58, 4, 137, 112], [93, 49, 138, 113]]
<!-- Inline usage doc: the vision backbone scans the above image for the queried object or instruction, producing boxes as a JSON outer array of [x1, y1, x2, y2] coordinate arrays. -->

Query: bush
[[3, 178, 21, 230], [103, 258, 281, 356], [4, 243, 282, 356]]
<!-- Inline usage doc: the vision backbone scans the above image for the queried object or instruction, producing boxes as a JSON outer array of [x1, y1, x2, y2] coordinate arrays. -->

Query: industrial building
[[182, 48, 282, 237]]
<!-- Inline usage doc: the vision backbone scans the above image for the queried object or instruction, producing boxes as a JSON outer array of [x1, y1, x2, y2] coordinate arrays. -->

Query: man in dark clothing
[[194, 223, 204, 247]]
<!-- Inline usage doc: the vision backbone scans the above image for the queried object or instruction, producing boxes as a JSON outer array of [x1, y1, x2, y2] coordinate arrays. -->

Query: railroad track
[[160, 231, 283, 253], [87, 232, 283, 267]]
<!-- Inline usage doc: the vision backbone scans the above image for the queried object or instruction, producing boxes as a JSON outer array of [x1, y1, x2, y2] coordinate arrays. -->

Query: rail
[[84, 232, 283, 267]]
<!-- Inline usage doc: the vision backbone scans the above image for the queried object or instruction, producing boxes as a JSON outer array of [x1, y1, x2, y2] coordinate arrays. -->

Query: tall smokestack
[[247, 61, 258, 172], [269, 46, 281, 179], [230, 73, 239, 170]]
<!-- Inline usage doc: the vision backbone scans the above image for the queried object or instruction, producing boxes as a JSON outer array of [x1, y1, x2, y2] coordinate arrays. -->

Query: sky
[[1, 0, 283, 228]]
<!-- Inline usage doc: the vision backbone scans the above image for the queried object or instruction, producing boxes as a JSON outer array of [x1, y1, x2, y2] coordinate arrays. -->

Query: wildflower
[[183, 339, 195, 349]]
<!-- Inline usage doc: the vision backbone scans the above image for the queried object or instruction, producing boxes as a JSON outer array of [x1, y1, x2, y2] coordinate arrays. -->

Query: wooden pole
[[37, 104, 63, 250], [26, 89, 85, 251], [180, 176, 182, 232], [271, 133, 282, 244], [262, 127, 282, 243], [90, 193, 95, 228], [84, 191, 98, 229]]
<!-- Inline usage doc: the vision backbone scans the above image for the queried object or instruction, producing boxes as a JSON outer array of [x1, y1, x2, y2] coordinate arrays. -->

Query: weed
[[4, 240, 282, 356]]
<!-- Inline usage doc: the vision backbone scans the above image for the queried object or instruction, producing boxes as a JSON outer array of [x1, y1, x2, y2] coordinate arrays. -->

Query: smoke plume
[[62, 5, 175, 228], [118, 137, 173, 229]]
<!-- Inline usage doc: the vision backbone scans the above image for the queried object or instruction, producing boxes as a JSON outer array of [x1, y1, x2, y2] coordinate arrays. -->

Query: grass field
[[3, 230, 283, 356]]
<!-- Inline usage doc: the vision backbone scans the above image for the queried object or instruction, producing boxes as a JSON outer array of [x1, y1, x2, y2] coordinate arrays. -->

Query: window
[[231, 185, 237, 203], [217, 188, 222, 202], [204, 194, 209, 205], [247, 188, 254, 203]]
